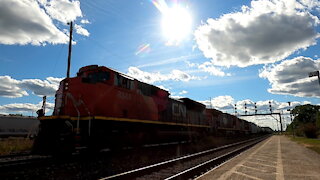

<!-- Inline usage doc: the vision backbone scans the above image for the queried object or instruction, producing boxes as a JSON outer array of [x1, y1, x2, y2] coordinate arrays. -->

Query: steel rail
[[165, 135, 269, 179], [0, 154, 51, 169], [99, 135, 270, 180]]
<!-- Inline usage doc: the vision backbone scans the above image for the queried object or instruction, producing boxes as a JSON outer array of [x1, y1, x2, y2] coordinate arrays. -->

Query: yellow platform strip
[[39, 115, 211, 128]]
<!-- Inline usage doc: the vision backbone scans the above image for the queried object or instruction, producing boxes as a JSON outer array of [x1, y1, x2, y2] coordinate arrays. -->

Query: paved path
[[197, 135, 320, 180]]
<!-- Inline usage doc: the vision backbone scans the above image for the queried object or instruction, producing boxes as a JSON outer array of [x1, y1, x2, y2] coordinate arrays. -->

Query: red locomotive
[[33, 65, 266, 154]]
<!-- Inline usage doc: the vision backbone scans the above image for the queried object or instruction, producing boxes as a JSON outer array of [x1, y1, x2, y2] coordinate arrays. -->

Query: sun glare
[[161, 6, 192, 45]]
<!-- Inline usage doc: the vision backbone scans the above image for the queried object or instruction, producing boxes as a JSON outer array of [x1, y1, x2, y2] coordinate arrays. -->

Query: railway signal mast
[[244, 103, 247, 115], [308, 70, 320, 86], [239, 101, 283, 133], [254, 102, 257, 114]]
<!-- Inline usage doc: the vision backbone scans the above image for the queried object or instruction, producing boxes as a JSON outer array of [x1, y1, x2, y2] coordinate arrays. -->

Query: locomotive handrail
[[38, 115, 212, 128]]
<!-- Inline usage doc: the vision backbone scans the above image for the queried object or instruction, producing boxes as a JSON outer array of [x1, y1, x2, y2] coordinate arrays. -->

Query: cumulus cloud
[[0, 102, 54, 114], [127, 67, 200, 84], [179, 90, 188, 95], [259, 56, 320, 97], [200, 95, 235, 110], [80, 19, 90, 24], [75, 24, 90, 36], [19, 77, 61, 96], [0, 76, 62, 98], [198, 62, 231, 76], [40, 0, 82, 23], [199, 95, 309, 130], [0, 0, 87, 45], [0, 76, 28, 98], [0, 103, 40, 113], [185, 61, 230, 77], [194, 0, 320, 67]]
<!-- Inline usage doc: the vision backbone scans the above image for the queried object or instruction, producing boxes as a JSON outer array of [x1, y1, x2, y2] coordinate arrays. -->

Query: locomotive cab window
[[82, 71, 110, 83], [114, 74, 133, 89], [137, 82, 160, 96]]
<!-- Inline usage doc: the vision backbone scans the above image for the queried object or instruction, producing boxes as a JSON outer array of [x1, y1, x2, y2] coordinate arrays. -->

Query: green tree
[[289, 104, 320, 138]]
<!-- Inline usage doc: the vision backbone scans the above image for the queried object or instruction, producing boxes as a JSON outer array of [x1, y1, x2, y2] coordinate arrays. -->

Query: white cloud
[[259, 56, 320, 97], [198, 62, 231, 76], [170, 95, 185, 99], [0, 102, 54, 114], [0, 76, 28, 98], [46, 77, 63, 85], [40, 0, 82, 23], [300, 0, 320, 9], [156, 85, 170, 92], [19, 77, 61, 96], [185, 60, 230, 77], [127, 67, 200, 84], [0, 76, 62, 98], [171, 69, 195, 81], [200, 95, 235, 111], [75, 24, 90, 36], [0, 103, 40, 113], [0, 0, 87, 45], [194, 0, 320, 67], [179, 90, 188, 95], [80, 19, 90, 24]]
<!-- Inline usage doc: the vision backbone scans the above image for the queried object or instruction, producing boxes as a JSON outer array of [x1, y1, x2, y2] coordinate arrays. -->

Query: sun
[[161, 6, 192, 45]]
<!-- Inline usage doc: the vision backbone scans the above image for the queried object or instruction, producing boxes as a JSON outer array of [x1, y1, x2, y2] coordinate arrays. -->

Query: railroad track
[[0, 151, 31, 159], [0, 153, 51, 169], [99, 135, 270, 180]]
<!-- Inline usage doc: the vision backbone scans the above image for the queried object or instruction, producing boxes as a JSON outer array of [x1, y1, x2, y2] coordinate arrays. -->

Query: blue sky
[[1, 0, 320, 130]]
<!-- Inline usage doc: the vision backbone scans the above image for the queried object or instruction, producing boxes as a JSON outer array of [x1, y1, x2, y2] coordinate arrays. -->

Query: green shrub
[[303, 123, 318, 138]]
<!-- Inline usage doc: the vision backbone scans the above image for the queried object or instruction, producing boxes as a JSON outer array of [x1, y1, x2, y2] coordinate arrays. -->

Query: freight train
[[33, 65, 269, 154]]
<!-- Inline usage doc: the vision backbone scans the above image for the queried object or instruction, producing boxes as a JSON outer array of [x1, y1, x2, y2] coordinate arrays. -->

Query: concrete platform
[[197, 135, 320, 180]]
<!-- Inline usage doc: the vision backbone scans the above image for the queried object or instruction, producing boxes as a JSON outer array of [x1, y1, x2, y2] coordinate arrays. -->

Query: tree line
[[286, 104, 320, 138]]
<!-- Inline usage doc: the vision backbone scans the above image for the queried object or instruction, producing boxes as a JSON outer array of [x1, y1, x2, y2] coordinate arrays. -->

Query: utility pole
[[42, 96, 46, 115], [66, 21, 73, 78]]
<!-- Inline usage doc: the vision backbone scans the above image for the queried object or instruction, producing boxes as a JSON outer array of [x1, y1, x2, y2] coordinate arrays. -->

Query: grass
[[0, 137, 33, 155], [289, 136, 320, 154]]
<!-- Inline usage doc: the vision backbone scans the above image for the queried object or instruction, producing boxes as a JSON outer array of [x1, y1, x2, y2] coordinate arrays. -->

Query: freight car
[[0, 115, 39, 138], [33, 65, 265, 154]]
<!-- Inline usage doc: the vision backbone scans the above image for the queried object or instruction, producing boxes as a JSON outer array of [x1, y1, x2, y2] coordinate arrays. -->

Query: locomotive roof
[[180, 98, 206, 111], [78, 65, 169, 93]]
